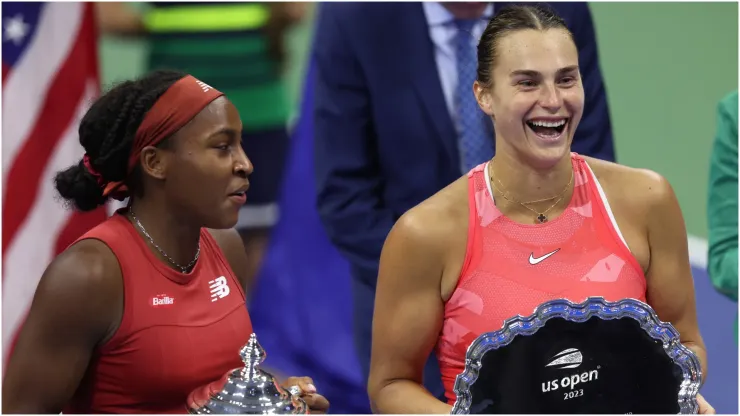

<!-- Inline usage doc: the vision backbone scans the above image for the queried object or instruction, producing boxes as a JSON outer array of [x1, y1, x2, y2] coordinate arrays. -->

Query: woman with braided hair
[[2, 70, 329, 414]]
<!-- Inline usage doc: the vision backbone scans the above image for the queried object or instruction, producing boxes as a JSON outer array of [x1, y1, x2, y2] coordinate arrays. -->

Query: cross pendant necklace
[[489, 163, 573, 224]]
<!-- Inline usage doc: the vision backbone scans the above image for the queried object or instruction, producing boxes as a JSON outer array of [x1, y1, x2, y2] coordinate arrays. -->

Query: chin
[[534, 148, 571, 168], [219, 214, 240, 230], [523, 143, 572, 170], [203, 199, 246, 230], [522, 127, 573, 167], [202, 212, 240, 230]]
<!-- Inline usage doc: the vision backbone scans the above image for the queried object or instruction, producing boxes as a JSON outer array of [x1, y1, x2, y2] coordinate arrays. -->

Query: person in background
[[366, 5, 712, 413], [96, 2, 307, 293], [707, 90, 738, 340], [313, 1, 615, 401]]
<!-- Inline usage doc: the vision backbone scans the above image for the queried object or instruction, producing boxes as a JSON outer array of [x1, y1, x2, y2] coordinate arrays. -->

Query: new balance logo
[[209, 276, 230, 302], [196, 80, 212, 92], [152, 294, 174, 307]]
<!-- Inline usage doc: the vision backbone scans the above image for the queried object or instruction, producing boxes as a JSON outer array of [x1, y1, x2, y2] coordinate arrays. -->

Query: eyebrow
[[509, 65, 580, 78], [207, 127, 238, 140]]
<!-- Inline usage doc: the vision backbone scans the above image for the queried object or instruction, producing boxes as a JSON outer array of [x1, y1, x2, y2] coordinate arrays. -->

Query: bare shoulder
[[376, 175, 469, 306], [582, 156, 677, 216], [3, 239, 123, 413], [45, 239, 121, 299], [390, 176, 468, 248], [382, 176, 469, 292], [207, 228, 245, 256], [31, 238, 122, 342], [206, 228, 248, 289]]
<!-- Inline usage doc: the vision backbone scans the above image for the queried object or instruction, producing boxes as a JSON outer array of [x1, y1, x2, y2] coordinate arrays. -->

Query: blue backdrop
[[249, 55, 739, 414], [248, 56, 369, 414]]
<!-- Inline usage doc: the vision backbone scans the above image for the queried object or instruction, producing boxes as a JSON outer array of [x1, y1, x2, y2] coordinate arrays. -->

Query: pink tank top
[[436, 153, 647, 404]]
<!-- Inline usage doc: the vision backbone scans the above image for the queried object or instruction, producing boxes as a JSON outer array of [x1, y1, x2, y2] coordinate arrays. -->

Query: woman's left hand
[[282, 376, 330, 414], [698, 393, 715, 414]]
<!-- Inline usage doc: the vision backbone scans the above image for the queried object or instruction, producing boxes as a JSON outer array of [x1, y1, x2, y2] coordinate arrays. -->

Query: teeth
[[529, 119, 566, 128]]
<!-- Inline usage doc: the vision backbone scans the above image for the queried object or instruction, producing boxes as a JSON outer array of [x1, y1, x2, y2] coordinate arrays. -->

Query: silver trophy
[[451, 297, 702, 414], [186, 333, 309, 414]]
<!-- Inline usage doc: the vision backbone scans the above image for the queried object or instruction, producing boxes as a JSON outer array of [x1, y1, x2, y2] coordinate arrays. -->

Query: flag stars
[[4, 14, 29, 45]]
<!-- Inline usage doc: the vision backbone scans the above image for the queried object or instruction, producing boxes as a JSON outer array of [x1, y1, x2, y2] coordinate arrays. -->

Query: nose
[[234, 145, 253, 177], [538, 82, 563, 112]]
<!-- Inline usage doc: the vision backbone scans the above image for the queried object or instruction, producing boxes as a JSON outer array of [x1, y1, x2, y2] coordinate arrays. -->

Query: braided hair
[[55, 70, 186, 211]]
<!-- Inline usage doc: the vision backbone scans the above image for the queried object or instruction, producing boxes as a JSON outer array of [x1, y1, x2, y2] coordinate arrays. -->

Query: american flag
[[2, 2, 107, 364]]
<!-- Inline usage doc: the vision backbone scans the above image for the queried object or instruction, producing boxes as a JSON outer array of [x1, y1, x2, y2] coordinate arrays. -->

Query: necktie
[[455, 18, 494, 173]]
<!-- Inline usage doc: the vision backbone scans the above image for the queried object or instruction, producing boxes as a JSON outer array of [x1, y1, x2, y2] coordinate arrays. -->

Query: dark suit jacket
[[313, 0, 614, 332]]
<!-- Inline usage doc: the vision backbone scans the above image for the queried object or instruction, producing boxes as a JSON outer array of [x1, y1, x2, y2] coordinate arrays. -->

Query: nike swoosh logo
[[529, 248, 561, 265]]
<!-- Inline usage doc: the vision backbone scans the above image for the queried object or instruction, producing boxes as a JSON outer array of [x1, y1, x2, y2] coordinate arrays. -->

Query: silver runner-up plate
[[451, 297, 702, 414]]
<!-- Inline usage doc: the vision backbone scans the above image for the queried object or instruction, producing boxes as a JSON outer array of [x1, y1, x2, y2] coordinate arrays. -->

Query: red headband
[[94, 75, 224, 200]]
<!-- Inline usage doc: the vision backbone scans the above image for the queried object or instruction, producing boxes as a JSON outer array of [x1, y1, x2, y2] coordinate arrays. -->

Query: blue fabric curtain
[[248, 52, 370, 414]]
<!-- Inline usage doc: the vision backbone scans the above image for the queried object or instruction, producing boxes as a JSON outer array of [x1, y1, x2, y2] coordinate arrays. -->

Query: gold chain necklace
[[489, 164, 574, 224]]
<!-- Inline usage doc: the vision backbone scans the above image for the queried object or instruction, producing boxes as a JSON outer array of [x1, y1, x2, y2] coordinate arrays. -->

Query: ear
[[473, 80, 494, 117], [139, 145, 169, 181]]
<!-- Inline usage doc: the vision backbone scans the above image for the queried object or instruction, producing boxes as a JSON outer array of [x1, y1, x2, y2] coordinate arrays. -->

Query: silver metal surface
[[450, 297, 702, 414], [186, 333, 309, 414]]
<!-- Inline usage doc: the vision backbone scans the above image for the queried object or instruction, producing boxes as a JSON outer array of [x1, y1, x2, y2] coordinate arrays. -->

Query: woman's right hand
[[282, 376, 330, 414]]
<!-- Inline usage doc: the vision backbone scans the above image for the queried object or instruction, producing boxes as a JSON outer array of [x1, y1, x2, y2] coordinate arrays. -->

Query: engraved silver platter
[[450, 297, 702, 414]]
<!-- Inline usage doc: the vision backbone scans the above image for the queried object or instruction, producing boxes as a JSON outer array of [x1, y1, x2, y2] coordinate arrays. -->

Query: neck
[[491, 152, 573, 201], [127, 196, 202, 271]]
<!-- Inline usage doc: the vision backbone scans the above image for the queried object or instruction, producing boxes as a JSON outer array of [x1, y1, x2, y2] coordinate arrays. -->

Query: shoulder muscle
[[207, 228, 248, 292]]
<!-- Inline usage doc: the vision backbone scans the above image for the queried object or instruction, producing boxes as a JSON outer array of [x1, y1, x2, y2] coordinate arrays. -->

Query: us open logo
[[545, 348, 583, 369], [541, 348, 600, 395]]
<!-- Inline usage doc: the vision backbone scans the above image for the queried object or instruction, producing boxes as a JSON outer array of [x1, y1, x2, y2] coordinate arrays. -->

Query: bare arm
[[368, 212, 452, 414], [643, 173, 707, 380], [95, 2, 146, 36], [2, 240, 122, 414]]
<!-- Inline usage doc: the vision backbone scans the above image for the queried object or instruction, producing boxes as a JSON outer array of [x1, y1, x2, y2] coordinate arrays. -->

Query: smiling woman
[[367, 4, 712, 414], [1, 70, 330, 414]]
